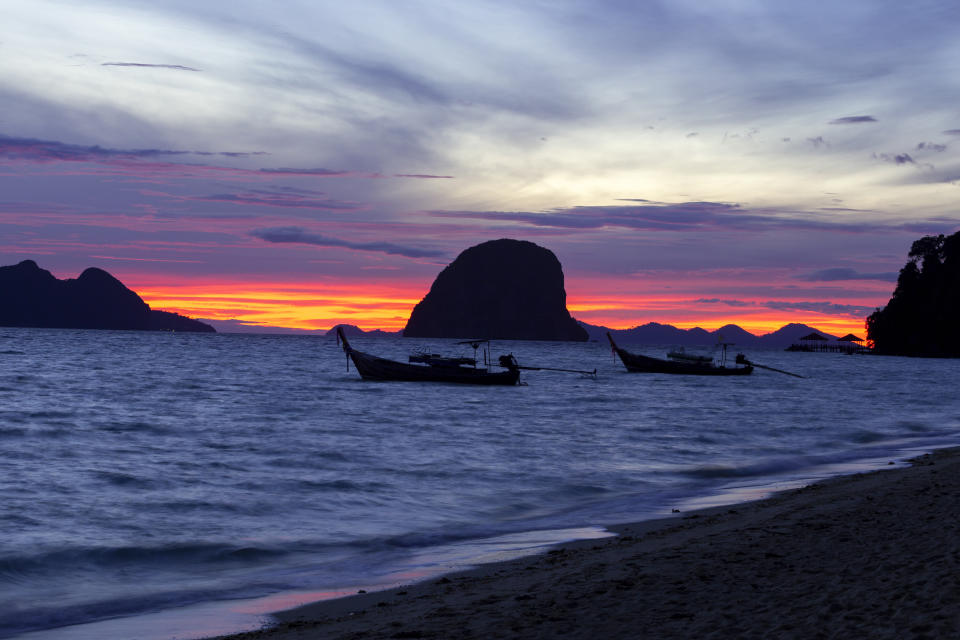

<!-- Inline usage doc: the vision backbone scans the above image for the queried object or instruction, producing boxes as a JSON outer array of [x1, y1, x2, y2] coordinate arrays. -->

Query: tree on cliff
[[866, 230, 960, 356]]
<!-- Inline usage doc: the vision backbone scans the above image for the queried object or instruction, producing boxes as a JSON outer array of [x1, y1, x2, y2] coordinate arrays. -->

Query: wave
[[90, 470, 166, 490], [26, 410, 75, 419], [674, 430, 960, 481], [0, 584, 277, 639], [97, 420, 178, 435], [0, 542, 291, 582]]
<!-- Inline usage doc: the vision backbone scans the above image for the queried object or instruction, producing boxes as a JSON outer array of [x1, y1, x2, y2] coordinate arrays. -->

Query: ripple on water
[[2, 330, 960, 639]]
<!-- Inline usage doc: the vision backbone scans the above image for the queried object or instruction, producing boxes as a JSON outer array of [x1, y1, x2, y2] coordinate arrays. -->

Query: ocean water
[[2, 328, 959, 639]]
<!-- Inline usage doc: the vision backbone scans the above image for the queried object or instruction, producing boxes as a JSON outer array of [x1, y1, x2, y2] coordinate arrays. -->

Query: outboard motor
[[499, 354, 519, 371]]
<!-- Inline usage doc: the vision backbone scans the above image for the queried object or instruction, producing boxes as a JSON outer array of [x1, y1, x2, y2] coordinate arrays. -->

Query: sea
[[2, 327, 959, 639]]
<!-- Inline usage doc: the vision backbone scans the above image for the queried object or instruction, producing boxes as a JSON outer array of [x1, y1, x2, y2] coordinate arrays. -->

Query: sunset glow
[[130, 276, 874, 337], [136, 283, 425, 331], [3, 1, 958, 336]]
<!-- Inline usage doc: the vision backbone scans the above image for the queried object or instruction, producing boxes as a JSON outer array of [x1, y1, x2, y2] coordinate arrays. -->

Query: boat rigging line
[[735, 355, 805, 378]]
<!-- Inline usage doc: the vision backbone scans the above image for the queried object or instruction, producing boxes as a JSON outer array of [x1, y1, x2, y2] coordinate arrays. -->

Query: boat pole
[[737, 356, 804, 378], [751, 362, 805, 378], [516, 364, 598, 376]]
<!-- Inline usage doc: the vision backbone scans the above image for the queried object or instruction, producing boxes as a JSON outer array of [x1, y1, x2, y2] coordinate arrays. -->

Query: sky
[[3, 0, 959, 336]]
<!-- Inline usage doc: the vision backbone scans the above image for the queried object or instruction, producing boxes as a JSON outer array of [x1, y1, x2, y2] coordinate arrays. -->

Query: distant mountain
[[325, 324, 401, 338], [579, 321, 710, 344], [712, 323, 763, 346], [759, 323, 837, 346], [193, 320, 403, 336], [578, 319, 838, 348], [198, 319, 314, 334], [0, 260, 214, 332]]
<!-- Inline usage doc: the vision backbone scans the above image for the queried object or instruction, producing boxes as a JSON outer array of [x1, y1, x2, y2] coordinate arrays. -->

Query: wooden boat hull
[[346, 349, 520, 384], [612, 347, 753, 375], [607, 333, 752, 376], [337, 327, 519, 385]]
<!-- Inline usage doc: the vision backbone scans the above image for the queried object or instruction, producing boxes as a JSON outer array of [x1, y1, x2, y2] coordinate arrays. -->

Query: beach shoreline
[[210, 447, 960, 639]]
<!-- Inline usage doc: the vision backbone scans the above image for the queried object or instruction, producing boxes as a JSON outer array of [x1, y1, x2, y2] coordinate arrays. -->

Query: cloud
[[393, 174, 454, 179], [942, 130, 960, 136], [250, 226, 445, 258], [156, 188, 364, 211], [694, 298, 754, 307], [102, 62, 201, 72], [0, 134, 259, 163], [258, 167, 362, 177], [0, 135, 399, 182], [807, 136, 828, 148], [763, 300, 876, 317], [916, 142, 947, 152], [874, 152, 916, 166], [696, 298, 875, 317], [431, 200, 879, 233], [829, 116, 877, 124], [257, 169, 452, 179], [271, 26, 586, 122], [800, 267, 898, 282], [88, 255, 204, 264]]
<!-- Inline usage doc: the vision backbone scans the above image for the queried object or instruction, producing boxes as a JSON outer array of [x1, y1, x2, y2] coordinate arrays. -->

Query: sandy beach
[[215, 448, 960, 640]]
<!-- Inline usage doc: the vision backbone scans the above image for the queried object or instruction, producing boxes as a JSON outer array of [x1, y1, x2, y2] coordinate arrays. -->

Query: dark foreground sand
[[216, 449, 960, 640]]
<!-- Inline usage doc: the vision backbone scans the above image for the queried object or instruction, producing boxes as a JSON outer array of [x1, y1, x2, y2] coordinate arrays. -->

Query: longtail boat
[[607, 332, 753, 376], [336, 327, 521, 385]]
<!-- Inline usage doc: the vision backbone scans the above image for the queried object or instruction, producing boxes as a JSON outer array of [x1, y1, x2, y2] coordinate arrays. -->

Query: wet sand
[[214, 448, 960, 639]]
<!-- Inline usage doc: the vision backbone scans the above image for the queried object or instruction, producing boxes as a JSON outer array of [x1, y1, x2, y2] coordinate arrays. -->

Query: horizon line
[[197, 318, 856, 338]]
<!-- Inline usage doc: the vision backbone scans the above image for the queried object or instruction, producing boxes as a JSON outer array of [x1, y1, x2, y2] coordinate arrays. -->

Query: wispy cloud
[[764, 300, 876, 316], [102, 62, 201, 72], [800, 267, 898, 282], [432, 201, 878, 233], [393, 174, 454, 179], [156, 188, 364, 211], [829, 115, 877, 124], [250, 226, 444, 258], [696, 298, 875, 317], [89, 255, 204, 263], [874, 152, 917, 166], [0, 134, 259, 163], [0, 135, 400, 181], [695, 298, 755, 307], [258, 167, 362, 177], [258, 168, 454, 179]]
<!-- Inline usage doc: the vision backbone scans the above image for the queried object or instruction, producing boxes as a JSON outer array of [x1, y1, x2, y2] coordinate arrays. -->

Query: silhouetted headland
[[0, 259, 215, 332], [403, 239, 588, 341], [867, 230, 960, 357]]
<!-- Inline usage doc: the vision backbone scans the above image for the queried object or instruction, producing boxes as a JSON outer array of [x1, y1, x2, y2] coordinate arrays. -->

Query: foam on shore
[[212, 447, 960, 639]]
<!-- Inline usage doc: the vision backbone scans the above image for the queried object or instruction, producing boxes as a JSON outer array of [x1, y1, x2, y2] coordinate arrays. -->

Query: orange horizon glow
[[136, 282, 424, 331], [135, 279, 874, 337]]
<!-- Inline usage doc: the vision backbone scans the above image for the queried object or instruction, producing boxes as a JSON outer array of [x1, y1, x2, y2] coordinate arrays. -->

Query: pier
[[786, 332, 871, 354]]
